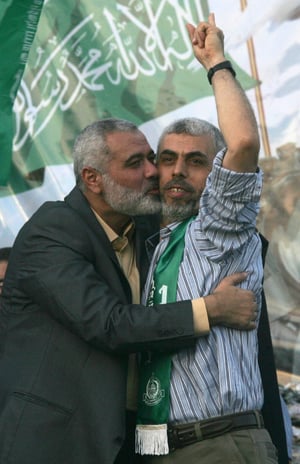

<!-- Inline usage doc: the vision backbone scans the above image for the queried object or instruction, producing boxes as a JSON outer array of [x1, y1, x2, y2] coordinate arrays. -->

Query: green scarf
[[135, 218, 191, 455]]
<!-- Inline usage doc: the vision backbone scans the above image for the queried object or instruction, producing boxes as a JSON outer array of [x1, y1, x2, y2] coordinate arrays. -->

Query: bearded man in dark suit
[[0, 118, 260, 464]]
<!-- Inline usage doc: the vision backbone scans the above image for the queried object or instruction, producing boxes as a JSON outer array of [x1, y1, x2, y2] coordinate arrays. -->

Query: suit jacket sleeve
[[11, 201, 195, 354]]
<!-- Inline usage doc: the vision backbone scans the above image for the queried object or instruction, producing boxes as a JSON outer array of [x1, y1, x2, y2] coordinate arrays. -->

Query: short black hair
[[0, 247, 12, 261]]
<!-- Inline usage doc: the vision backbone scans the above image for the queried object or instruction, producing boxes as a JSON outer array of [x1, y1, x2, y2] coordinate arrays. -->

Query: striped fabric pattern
[[143, 150, 264, 424]]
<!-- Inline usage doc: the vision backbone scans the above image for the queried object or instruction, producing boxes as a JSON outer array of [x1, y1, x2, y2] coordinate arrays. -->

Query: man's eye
[[129, 160, 142, 167], [189, 157, 207, 166], [159, 156, 174, 164]]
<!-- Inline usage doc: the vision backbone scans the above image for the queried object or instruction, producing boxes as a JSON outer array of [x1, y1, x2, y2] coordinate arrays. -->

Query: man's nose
[[172, 158, 187, 177]]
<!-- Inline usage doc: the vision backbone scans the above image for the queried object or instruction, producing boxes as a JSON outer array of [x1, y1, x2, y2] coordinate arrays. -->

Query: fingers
[[245, 320, 256, 331], [208, 12, 215, 26], [186, 12, 216, 47], [232, 306, 258, 331], [186, 23, 195, 42], [246, 306, 258, 331], [186, 22, 204, 47]]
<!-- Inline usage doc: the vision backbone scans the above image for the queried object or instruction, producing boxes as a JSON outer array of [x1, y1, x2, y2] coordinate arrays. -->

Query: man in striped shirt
[[139, 13, 279, 464]]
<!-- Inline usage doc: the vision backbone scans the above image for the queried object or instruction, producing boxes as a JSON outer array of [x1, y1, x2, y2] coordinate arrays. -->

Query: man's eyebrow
[[159, 149, 176, 156], [159, 149, 208, 158], [185, 151, 209, 159]]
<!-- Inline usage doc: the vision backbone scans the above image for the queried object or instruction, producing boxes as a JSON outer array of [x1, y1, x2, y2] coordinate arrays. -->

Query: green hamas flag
[[0, 0, 257, 195], [0, 0, 45, 186]]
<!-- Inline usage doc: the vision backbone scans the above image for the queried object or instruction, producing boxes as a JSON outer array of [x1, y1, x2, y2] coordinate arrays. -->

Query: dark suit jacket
[[0, 186, 195, 464], [0, 188, 288, 464], [259, 234, 289, 464]]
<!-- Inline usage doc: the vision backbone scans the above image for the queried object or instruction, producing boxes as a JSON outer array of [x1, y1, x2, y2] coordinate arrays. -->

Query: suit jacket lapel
[[64, 186, 119, 267], [64, 188, 161, 302], [64, 186, 136, 302]]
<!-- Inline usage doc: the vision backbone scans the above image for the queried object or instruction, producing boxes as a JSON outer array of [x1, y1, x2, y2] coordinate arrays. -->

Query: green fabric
[[0, 0, 258, 194], [137, 218, 192, 426], [0, 0, 45, 186]]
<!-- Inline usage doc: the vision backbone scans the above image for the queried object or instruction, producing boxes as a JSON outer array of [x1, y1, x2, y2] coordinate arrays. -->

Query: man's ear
[[81, 167, 103, 194]]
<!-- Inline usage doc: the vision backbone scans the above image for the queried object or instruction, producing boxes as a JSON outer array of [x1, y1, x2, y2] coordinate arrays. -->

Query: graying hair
[[157, 117, 225, 156], [72, 118, 139, 190]]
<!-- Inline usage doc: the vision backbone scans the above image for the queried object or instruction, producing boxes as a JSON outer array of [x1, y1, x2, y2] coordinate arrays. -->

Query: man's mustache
[[162, 178, 195, 193]]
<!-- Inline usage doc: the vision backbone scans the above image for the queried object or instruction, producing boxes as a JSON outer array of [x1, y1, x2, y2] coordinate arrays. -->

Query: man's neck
[[160, 213, 194, 229], [98, 211, 132, 236], [160, 203, 197, 228], [84, 192, 131, 235]]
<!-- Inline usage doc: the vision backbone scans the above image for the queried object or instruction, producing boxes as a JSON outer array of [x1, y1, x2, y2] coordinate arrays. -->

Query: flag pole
[[240, 0, 271, 156]]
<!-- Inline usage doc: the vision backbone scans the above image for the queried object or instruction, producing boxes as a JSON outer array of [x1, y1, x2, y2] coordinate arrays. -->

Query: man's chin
[[161, 202, 196, 223]]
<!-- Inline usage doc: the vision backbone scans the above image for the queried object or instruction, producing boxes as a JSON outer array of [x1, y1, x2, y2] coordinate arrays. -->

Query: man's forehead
[[107, 130, 151, 155], [107, 129, 148, 144], [158, 133, 215, 158], [160, 133, 211, 149]]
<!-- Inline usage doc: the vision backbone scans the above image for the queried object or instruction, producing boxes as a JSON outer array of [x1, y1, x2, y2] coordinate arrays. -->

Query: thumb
[[218, 272, 248, 288]]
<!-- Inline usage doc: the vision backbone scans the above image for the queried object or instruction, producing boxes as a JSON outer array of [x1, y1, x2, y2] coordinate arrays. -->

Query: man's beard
[[161, 200, 198, 223], [101, 173, 161, 216], [160, 177, 200, 223]]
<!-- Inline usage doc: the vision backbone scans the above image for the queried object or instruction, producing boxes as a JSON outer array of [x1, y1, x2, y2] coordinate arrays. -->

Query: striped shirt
[[143, 150, 264, 424]]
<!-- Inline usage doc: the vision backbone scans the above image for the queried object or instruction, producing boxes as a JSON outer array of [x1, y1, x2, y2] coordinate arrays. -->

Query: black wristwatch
[[207, 60, 236, 84]]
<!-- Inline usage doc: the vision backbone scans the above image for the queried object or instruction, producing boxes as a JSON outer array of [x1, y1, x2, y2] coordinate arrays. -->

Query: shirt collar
[[160, 221, 181, 240], [92, 209, 135, 251]]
